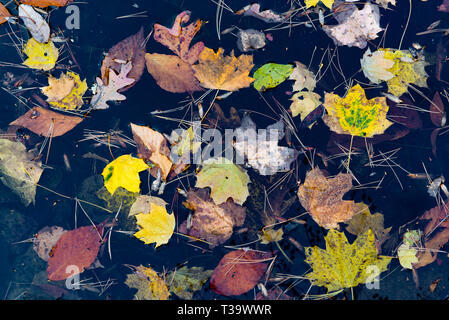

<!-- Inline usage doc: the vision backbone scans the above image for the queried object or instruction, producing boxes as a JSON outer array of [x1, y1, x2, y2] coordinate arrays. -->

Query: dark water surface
[[0, 0, 449, 300]]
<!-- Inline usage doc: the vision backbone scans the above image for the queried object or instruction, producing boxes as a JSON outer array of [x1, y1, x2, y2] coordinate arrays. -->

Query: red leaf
[[47, 225, 104, 281], [210, 250, 272, 296]]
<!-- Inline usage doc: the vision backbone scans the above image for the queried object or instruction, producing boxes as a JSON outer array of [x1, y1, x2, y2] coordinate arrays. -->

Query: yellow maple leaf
[[41, 72, 87, 110], [192, 47, 254, 91], [304, 0, 334, 9], [101, 154, 149, 195], [133, 202, 175, 248], [322, 84, 393, 138], [125, 265, 170, 300], [23, 38, 59, 71], [305, 229, 392, 292], [290, 91, 322, 120]]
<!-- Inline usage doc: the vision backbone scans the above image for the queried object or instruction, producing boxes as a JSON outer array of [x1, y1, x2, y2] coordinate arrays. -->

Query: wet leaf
[[9, 106, 83, 137], [210, 249, 273, 296], [20, 0, 74, 7], [180, 188, 246, 247], [304, 229, 392, 292], [252, 63, 293, 91], [153, 11, 204, 64], [133, 202, 175, 248], [397, 240, 418, 270], [361, 48, 395, 84], [236, 3, 289, 23], [419, 201, 449, 235], [0, 3, 11, 25], [33, 226, 67, 261], [289, 61, 316, 92], [414, 228, 449, 269], [236, 29, 266, 52], [195, 157, 251, 205], [192, 47, 255, 91], [22, 38, 58, 71], [438, 0, 449, 12], [19, 4, 50, 43], [297, 168, 357, 229], [129, 195, 167, 217], [125, 265, 170, 300], [290, 91, 322, 120], [101, 27, 146, 92], [101, 154, 149, 195], [47, 224, 104, 281], [0, 139, 43, 206], [430, 91, 445, 127], [322, 84, 393, 138], [305, 0, 334, 10], [259, 228, 283, 244], [41, 72, 87, 110], [166, 266, 213, 300], [375, 0, 396, 8]]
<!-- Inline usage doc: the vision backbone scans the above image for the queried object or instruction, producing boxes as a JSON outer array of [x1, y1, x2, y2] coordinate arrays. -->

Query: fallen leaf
[[195, 157, 251, 205], [22, 38, 59, 71], [290, 91, 322, 120], [130, 123, 173, 180], [305, 0, 334, 10], [180, 188, 246, 247], [91, 61, 135, 110], [236, 29, 266, 52], [192, 47, 255, 91], [304, 229, 392, 292], [429, 278, 441, 293], [153, 11, 204, 64], [375, 0, 396, 8], [430, 91, 445, 127], [414, 228, 449, 269], [129, 195, 167, 217], [0, 139, 43, 206], [101, 27, 146, 91], [438, 0, 449, 12], [125, 265, 170, 300], [19, 4, 50, 43], [322, 84, 393, 138], [259, 228, 284, 244], [41, 73, 74, 102], [166, 266, 213, 300], [361, 48, 395, 84], [289, 61, 316, 92], [297, 168, 357, 229], [41, 72, 87, 110], [33, 226, 67, 261], [252, 63, 293, 91], [255, 286, 293, 300], [47, 224, 104, 281], [9, 106, 83, 137], [0, 3, 11, 25], [236, 3, 290, 23], [133, 202, 175, 248], [101, 154, 149, 195], [398, 243, 418, 270], [145, 53, 203, 93], [20, 0, 74, 7], [419, 201, 449, 235], [210, 249, 273, 296]]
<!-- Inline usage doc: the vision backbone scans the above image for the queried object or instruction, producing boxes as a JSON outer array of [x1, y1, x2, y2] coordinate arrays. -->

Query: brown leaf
[[414, 228, 449, 269], [20, 0, 73, 7], [33, 226, 67, 261], [47, 224, 104, 281], [145, 53, 203, 93], [430, 91, 445, 127], [130, 123, 172, 180], [419, 201, 449, 235], [179, 188, 246, 247], [255, 286, 293, 300], [297, 168, 357, 229], [153, 11, 204, 64], [9, 106, 83, 137], [210, 249, 272, 296], [0, 3, 11, 24], [101, 27, 146, 92]]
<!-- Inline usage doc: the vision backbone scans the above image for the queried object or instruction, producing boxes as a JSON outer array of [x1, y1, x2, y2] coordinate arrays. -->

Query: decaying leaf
[[210, 249, 273, 296], [322, 84, 393, 138], [166, 266, 213, 300], [101, 154, 149, 195], [20, 0, 74, 7], [236, 3, 290, 23], [297, 168, 357, 229], [419, 201, 449, 235], [252, 63, 293, 91], [180, 188, 246, 247], [145, 53, 203, 93], [133, 202, 175, 248], [33, 226, 67, 261], [91, 61, 135, 110], [236, 29, 266, 52], [129, 195, 167, 217], [289, 61, 316, 92], [0, 139, 43, 206], [290, 91, 322, 120], [361, 48, 395, 84], [375, 0, 396, 8], [259, 228, 283, 244], [125, 265, 170, 300], [153, 11, 204, 64], [9, 106, 83, 137], [101, 27, 146, 91], [323, 3, 382, 49], [192, 47, 255, 91], [47, 224, 104, 281], [304, 229, 392, 292], [0, 3, 11, 25], [41, 72, 87, 110], [130, 123, 173, 180], [19, 4, 50, 43], [439, 0, 449, 12], [23, 38, 59, 71], [195, 157, 251, 205], [414, 228, 449, 269]]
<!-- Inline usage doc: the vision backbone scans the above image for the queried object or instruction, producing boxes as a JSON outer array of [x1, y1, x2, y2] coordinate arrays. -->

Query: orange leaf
[[0, 3, 11, 25], [20, 0, 74, 8]]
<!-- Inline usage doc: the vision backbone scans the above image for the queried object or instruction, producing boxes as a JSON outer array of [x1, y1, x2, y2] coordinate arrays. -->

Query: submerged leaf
[[166, 266, 213, 300]]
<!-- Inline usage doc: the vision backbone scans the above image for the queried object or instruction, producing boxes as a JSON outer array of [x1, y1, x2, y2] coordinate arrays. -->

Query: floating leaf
[[419, 201, 449, 235], [192, 47, 255, 91], [101, 154, 149, 195], [236, 3, 290, 23], [195, 157, 251, 205], [289, 61, 316, 92], [414, 228, 449, 269], [47, 224, 104, 281], [20, 0, 74, 7], [297, 168, 357, 229], [290, 91, 322, 120], [259, 228, 283, 244], [236, 29, 266, 52], [361, 48, 395, 84], [0, 3, 11, 25], [210, 249, 273, 296], [22, 38, 59, 71], [398, 244, 418, 269], [125, 265, 170, 300], [252, 63, 293, 91], [9, 106, 83, 137], [0, 139, 43, 206], [19, 4, 50, 43], [129, 195, 167, 217], [304, 229, 392, 292], [322, 84, 393, 138], [166, 266, 213, 300], [305, 0, 334, 10], [375, 0, 396, 8], [133, 202, 175, 248], [33, 226, 67, 261], [42, 72, 87, 110]]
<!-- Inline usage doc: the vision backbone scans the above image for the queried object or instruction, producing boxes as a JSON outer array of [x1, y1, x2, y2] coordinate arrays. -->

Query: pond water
[[0, 0, 449, 300]]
